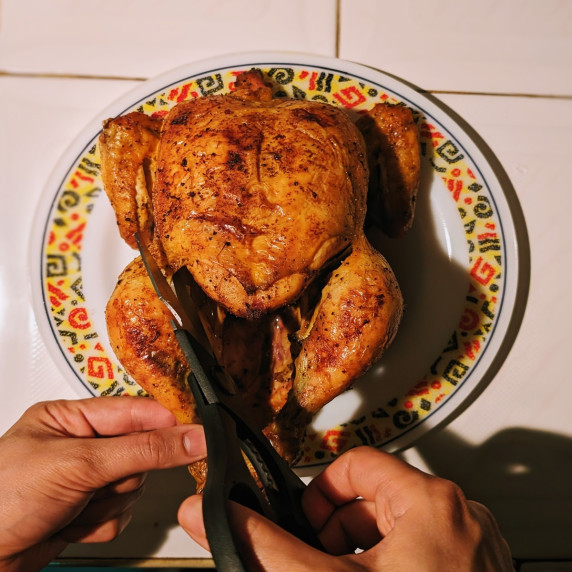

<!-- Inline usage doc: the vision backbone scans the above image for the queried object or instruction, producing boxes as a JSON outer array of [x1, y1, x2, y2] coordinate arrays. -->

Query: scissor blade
[[135, 234, 210, 350]]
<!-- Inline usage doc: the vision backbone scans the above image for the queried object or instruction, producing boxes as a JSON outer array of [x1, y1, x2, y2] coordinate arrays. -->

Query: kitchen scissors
[[136, 235, 323, 571]]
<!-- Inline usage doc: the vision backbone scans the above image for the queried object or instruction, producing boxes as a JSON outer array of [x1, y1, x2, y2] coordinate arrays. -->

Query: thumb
[[78, 424, 206, 488], [178, 494, 338, 572]]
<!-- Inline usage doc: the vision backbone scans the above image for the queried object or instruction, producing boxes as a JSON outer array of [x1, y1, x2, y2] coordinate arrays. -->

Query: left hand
[[0, 397, 206, 572]]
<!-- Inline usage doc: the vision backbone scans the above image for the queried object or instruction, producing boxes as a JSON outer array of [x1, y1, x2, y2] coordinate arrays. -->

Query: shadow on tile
[[414, 426, 572, 560]]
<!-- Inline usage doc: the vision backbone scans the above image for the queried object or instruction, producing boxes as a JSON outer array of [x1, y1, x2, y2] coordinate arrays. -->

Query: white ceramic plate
[[30, 52, 521, 467]]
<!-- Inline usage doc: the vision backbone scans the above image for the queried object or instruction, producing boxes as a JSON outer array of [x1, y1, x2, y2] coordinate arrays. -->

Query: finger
[[92, 473, 146, 499], [59, 487, 143, 542], [303, 446, 432, 533], [178, 494, 209, 551], [350, 480, 514, 572], [317, 498, 381, 555], [178, 495, 349, 572], [35, 397, 178, 438], [59, 510, 133, 543], [69, 424, 206, 490]]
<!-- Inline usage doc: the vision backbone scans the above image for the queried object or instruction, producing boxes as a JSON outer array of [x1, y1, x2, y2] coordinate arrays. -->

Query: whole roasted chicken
[[100, 69, 420, 487]]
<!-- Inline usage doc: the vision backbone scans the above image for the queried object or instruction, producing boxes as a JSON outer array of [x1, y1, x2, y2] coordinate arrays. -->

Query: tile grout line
[[0, 70, 147, 81], [428, 90, 572, 100], [335, 0, 341, 58], [1, 70, 571, 101]]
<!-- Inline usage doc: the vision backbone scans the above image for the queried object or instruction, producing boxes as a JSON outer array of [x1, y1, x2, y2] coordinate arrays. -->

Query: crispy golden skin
[[100, 69, 419, 481], [294, 235, 403, 413], [154, 77, 368, 319], [358, 103, 421, 238], [100, 113, 162, 249], [106, 257, 198, 425]]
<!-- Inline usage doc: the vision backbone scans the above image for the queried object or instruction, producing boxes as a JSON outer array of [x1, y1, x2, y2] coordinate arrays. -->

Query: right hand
[[179, 446, 514, 571]]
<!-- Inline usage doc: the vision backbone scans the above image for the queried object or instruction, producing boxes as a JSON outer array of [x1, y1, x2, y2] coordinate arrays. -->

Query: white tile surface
[[339, 0, 572, 96], [0, 0, 337, 78], [2, 0, 572, 564]]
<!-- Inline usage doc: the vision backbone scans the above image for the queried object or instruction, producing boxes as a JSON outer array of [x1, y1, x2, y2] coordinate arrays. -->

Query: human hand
[[0, 397, 206, 572], [179, 446, 513, 571]]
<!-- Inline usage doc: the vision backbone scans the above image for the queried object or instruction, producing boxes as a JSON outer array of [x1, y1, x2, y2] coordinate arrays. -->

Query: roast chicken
[[100, 69, 420, 487]]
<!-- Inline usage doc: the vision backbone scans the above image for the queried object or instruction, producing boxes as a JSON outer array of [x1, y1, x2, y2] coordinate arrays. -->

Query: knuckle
[[119, 473, 147, 494], [60, 442, 104, 487], [431, 477, 465, 502], [426, 479, 496, 546], [343, 445, 379, 466], [11, 400, 62, 434], [96, 520, 122, 542], [135, 430, 175, 467], [467, 500, 500, 535], [427, 477, 468, 516]]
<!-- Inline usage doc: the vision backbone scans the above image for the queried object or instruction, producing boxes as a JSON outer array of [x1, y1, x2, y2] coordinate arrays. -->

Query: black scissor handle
[[174, 329, 322, 570], [198, 393, 269, 572]]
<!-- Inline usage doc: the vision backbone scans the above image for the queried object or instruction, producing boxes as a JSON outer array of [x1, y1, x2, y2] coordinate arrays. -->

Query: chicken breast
[[154, 75, 369, 319]]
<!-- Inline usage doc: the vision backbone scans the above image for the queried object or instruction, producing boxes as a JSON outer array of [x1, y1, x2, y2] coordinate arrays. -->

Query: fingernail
[[183, 426, 207, 457]]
